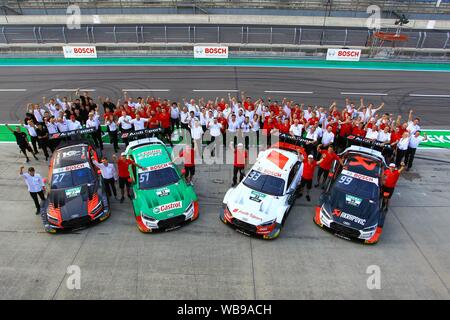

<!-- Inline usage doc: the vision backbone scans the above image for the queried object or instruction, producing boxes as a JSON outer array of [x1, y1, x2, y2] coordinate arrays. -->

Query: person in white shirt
[[170, 102, 180, 132], [130, 114, 148, 131], [305, 126, 319, 158], [105, 114, 119, 153], [395, 132, 410, 167], [405, 131, 428, 171], [206, 117, 222, 157], [32, 105, 46, 124], [86, 112, 103, 150], [377, 126, 391, 144], [184, 98, 200, 116], [92, 157, 118, 199], [118, 111, 133, 146], [321, 125, 335, 148], [289, 119, 304, 138], [56, 117, 69, 133], [67, 116, 82, 131], [19, 166, 45, 215], [21, 119, 39, 154], [365, 126, 379, 141], [406, 110, 421, 135], [190, 120, 204, 158]]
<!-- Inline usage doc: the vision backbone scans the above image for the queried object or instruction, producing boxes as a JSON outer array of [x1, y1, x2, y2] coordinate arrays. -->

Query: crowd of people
[[12, 90, 429, 212]]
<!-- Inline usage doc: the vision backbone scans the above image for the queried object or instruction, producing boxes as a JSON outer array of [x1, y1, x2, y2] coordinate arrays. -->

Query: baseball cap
[[308, 155, 314, 159], [121, 152, 126, 156], [237, 143, 244, 148], [389, 163, 396, 168]]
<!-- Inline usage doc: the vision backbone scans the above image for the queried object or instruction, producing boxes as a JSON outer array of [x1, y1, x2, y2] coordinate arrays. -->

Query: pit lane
[[0, 144, 449, 299]]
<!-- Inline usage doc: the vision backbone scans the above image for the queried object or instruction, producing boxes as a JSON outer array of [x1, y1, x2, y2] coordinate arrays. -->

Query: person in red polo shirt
[[382, 162, 405, 211], [175, 144, 196, 185], [112, 153, 145, 203], [315, 145, 343, 189], [298, 149, 323, 202], [231, 142, 248, 187], [158, 107, 173, 146]]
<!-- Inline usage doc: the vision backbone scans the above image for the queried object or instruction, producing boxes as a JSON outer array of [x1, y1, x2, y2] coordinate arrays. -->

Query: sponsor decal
[[62, 150, 81, 158], [156, 188, 170, 197], [139, 162, 172, 173], [65, 186, 82, 198], [194, 46, 228, 58], [341, 169, 378, 185], [63, 45, 97, 58], [266, 150, 289, 169], [232, 207, 262, 221], [334, 209, 367, 226], [53, 162, 90, 174], [137, 149, 162, 160], [326, 48, 361, 62], [249, 190, 266, 203], [346, 194, 363, 207], [153, 201, 182, 214]]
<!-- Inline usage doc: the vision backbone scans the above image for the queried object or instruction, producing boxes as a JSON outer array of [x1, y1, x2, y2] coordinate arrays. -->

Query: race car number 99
[[338, 176, 353, 185]]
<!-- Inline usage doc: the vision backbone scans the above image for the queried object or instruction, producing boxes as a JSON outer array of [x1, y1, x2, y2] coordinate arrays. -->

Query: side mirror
[[181, 168, 186, 176]]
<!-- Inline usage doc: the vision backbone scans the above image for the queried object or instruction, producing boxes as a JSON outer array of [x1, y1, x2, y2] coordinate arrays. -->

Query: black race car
[[314, 144, 387, 244], [41, 139, 110, 233]]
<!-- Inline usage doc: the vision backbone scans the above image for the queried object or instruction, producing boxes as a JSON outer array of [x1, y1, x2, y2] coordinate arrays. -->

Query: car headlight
[[47, 212, 58, 221], [185, 201, 193, 214], [259, 219, 276, 227], [362, 225, 377, 232], [320, 205, 332, 220], [140, 211, 156, 222]]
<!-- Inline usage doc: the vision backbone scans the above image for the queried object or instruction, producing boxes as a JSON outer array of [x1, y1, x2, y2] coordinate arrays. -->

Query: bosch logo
[[73, 47, 95, 54], [204, 47, 227, 54], [337, 50, 360, 57]]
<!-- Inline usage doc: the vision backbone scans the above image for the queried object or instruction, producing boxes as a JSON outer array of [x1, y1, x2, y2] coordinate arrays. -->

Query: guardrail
[[2, 0, 450, 15], [1, 24, 449, 50]]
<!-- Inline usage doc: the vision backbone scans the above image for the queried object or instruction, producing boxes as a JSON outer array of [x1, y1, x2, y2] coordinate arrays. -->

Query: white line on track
[[340, 92, 388, 96], [122, 89, 170, 92], [264, 90, 313, 94], [0, 89, 27, 92], [409, 94, 450, 98], [192, 89, 239, 92], [51, 89, 96, 92]]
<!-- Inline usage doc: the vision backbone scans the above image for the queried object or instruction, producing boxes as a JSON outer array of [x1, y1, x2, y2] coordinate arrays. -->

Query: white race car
[[220, 142, 304, 239]]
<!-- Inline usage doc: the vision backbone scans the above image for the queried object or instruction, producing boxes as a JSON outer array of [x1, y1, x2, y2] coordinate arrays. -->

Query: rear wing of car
[[125, 135, 165, 154], [49, 127, 96, 140], [345, 135, 392, 153], [121, 128, 162, 141], [278, 133, 314, 147]]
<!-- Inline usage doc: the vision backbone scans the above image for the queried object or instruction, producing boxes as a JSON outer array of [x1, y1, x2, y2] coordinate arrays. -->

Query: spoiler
[[121, 128, 162, 140], [346, 135, 392, 152], [278, 133, 314, 147], [49, 127, 96, 140]]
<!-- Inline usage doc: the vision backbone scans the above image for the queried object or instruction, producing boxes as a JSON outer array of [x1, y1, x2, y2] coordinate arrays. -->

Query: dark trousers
[[19, 144, 33, 160], [92, 128, 103, 149], [405, 147, 417, 169], [103, 178, 117, 197], [109, 130, 119, 152], [171, 117, 180, 132], [233, 166, 245, 185], [30, 190, 45, 211], [121, 128, 132, 146], [396, 149, 407, 167], [30, 136, 39, 153]]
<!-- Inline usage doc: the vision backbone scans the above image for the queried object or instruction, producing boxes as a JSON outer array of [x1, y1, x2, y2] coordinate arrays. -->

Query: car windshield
[[334, 173, 379, 200], [51, 168, 94, 189], [243, 170, 285, 196], [138, 166, 179, 190]]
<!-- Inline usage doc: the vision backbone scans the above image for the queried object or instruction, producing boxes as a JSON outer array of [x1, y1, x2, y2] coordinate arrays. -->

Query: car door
[[286, 162, 301, 206]]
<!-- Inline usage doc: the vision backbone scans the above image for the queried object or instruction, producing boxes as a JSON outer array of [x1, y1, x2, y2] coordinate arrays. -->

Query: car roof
[[53, 144, 90, 168], [253, 148, 299, 180], [130, 143, 172, 168]]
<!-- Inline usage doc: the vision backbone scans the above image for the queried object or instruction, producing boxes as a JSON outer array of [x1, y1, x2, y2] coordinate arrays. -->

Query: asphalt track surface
[[0, 65, 449, 299], [1, 66, 450, 127]]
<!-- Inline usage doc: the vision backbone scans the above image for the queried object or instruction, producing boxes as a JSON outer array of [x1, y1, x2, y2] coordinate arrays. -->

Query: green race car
[[124, 137, 199, 232]]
